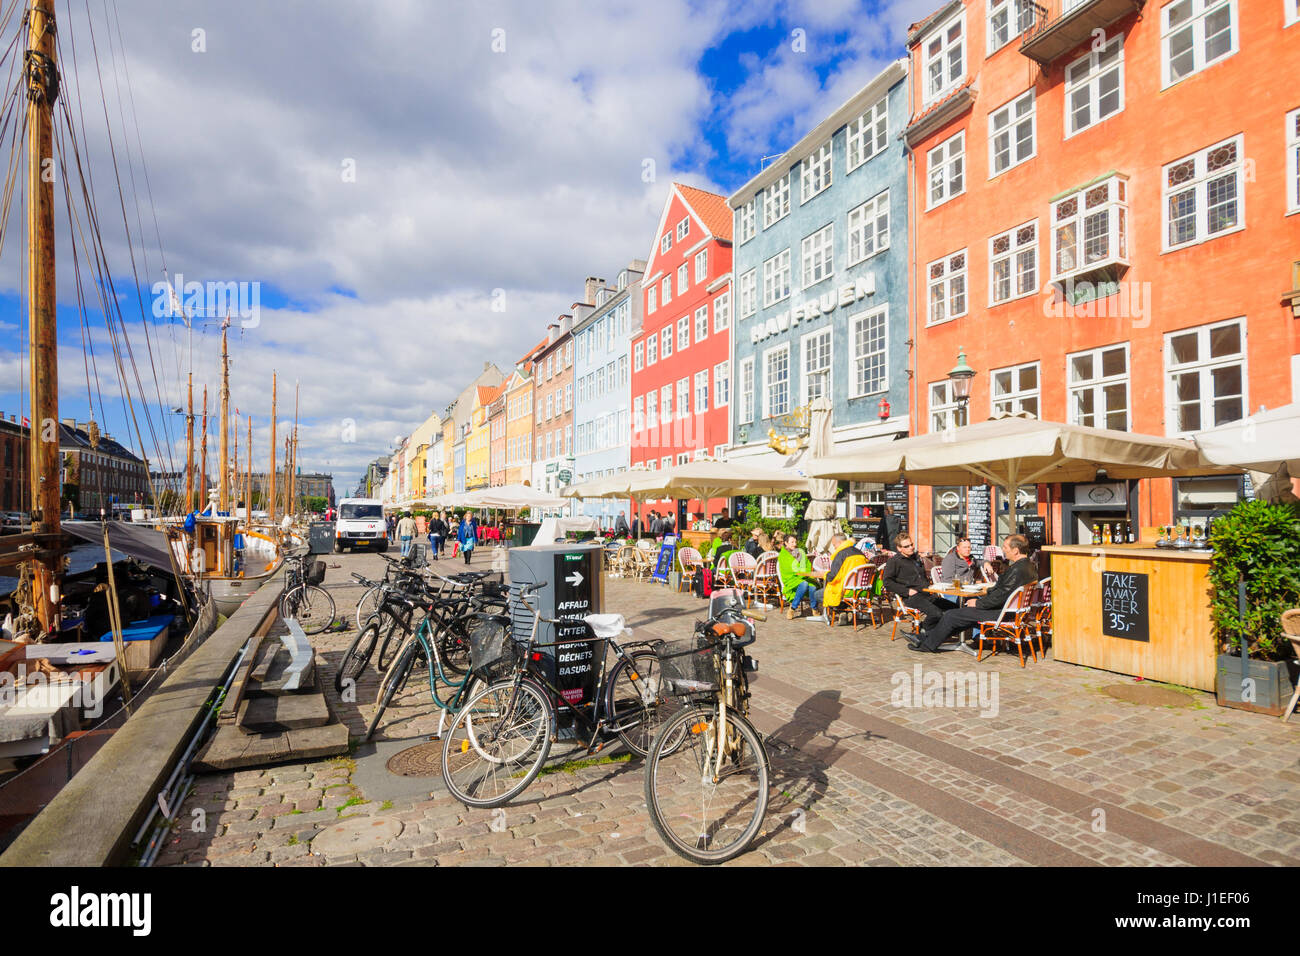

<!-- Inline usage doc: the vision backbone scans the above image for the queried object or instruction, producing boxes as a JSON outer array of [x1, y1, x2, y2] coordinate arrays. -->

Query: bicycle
[[354, 551, 433, 630], [439, 581, 682, 809], [644, 588, 769, 865], [279, 551, 336, 635]]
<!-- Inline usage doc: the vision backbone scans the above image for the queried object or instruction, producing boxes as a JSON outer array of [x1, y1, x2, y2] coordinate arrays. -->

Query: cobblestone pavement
[[155, 547, 1300, 867]]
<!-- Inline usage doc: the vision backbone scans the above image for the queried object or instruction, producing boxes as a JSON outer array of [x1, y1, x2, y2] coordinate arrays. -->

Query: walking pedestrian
[[397, 512, 416, 558], [428, 511, 448, 558], [458, 511, 478, 565]]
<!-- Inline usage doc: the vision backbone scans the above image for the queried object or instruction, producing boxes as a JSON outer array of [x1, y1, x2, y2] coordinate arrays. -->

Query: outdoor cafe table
[[1042, 544, 1215, 691], [923, 582, 992, 656]]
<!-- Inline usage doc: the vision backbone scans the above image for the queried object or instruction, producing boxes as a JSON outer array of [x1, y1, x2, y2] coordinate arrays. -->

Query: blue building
[[727, 59, 911, 520], [571, 260, 645, 525]]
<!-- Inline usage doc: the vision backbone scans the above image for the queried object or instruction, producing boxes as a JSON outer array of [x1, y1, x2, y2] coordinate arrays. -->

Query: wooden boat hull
[[207, 562, 280, 616]]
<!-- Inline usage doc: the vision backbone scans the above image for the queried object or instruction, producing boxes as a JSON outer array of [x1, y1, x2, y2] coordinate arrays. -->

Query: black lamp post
[[947, 348, 976, 417]]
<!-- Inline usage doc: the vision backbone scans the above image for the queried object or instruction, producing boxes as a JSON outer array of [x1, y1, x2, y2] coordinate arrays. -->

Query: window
[[677, 264, 688, 296], [846, 97, 888, 173], [677, 453, 690, 466], [1163, 135, 1243, 250], [929, 381, 968, 432], [1289, 0, 1300, 26], [990, 362, 1040, 417], [1068, 344, 1129, 431], [847, 190, 889, 265], [989, 221, 1037, 305], [714, 292, 730, 332], [647, 285, 657, 315], [1051, 175, 1128, 279], [545, 393, 553, 420], [1066, 34, 1124, 137], [714, 361, 730, 407], [677, 378, 690, 419], [565, 425, 572, 455], [739, 358, 755, 424], [989, 90, 1036, 177], [661, 384, 673, 422], [739, 271, 757, 318], [762, 496, 794, 519], [927, 250, 968, 325], [695, 371, 709, 413], [762, 175, 790, 227], [762, 249, 791, 307], [923, 9, 965, 105], [801, 328, 832, 406], [595, 367, 605, 399], [661, 456, 673, 470], [564, 342, 572, 367], [737, 200, 756, 243], [764, 345, 790, 418], [577, 334, 586, 364], [927, 132, 965, 208], [800, 141, 833, 202], [1162, 0, 1237, 88], [987, 0, 1034, 53], [676, 317, 689, 352], [695, 249, 708, 283], [694, 306, 709, 343], [661, 327, 673, 359], [618, 354, 627, 388], [661, 233, 672, 254], [851, 306, 888, 398], [661, 276, 671, 305], [646, 392, 658, 429], [564, 384, 572, 412], [801, 224, 834, 289], [647, 333, 657, 365], [1165, 318, 1246, 434], [677, 216, 690, 240], [1289, 109, 1300, 214], [546, 433, 553, 460], [634, 342, 643, 371]]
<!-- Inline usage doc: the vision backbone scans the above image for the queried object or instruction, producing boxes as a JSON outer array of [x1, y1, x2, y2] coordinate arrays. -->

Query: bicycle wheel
[[294, 585, 336, 635], [355, 585, 382, 631], [435, 614, 474, 677], [441, 679, 553, 809], [364, 638, 418, 743], [375, 612, 409, 672], [644, 706, 769, 865], [335, 620, 380, 694], [604, 649, 685, 758]]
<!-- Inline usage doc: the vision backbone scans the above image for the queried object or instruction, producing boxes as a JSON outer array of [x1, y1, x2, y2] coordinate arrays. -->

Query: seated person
[[713, 507, 735, 529], [912, 534, 1038, 653], [882, 534, 945, 635], [743, 526, 765, 559], [708, 529, 736, 571], [821, 533, 868, 623], [778, 533, 824, 621], [939, 537, 980, 584]]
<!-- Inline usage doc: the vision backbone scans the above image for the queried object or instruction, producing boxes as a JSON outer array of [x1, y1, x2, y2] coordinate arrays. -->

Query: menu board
[[848, 518, 875, 537], [966, 486, 992, 550], [652, 542, 675, 583], [1101, 570, 1149, 643], [884, 481, 908, 530], [1022, 514, 1048, 548]]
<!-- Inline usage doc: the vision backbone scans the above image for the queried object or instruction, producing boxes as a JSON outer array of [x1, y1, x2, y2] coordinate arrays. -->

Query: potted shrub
[[1208, 500, 1300, 715]]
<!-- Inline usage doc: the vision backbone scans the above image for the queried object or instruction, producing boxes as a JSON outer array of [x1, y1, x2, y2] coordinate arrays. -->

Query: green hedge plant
[[1208, 499, 1300, 661]]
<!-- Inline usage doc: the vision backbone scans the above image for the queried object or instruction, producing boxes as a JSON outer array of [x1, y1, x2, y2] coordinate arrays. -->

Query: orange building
[[905, 0, 1300, 551]]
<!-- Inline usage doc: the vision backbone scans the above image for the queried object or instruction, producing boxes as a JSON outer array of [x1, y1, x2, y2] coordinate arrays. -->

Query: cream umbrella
[[803, 395, 839, 554], [466, 483, 565, 510], [1194, 403, 1300, 474]]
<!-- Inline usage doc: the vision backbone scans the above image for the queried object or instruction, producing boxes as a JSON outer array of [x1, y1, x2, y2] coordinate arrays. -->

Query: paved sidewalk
[[155, 547, 1300, 867]]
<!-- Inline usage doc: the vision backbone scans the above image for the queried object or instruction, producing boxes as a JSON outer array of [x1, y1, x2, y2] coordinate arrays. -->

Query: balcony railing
[[1020, 0, 1145, 66]]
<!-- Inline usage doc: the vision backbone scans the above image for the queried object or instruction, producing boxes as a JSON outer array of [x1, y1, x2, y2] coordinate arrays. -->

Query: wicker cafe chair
[[611, 544, 636, 578], [727, 551, 759, 606], [677, 547, 704, 594], [839, 565, 882, 630], [977, 584, 1037, 667], [1030, 576, 1052, 657], [812, 552, 831, 574], [1281, 609, 1300, 722], [751, 552, 782, 608], [889, 591, 926, 643], [931, 565, 945, 585]]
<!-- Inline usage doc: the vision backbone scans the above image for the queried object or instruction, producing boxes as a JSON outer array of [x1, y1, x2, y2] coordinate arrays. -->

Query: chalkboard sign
[[1022, 514, 1047, 548], [848, 518, 875, 538], [1101, 570, 1149, 642], [884, 481, 909, 532], [652, 543, 675, 583], [552, 549, 602, 709], [966, 486, 992, 550]]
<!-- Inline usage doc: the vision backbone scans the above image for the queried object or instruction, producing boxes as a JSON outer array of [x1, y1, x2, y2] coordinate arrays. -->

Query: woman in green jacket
[[777, 533, 823, 619]]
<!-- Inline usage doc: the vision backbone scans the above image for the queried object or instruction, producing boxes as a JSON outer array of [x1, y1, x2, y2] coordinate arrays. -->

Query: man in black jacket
[[911, 534, 1038, 653], [882, 534, 944, 633], [614, 510, 630, 537], [877, 506, 901, 552]]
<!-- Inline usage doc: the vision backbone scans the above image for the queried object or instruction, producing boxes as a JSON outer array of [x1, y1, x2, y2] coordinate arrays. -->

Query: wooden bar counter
[[679, 530, 715, 552], [1042, 544, 1215, 691]]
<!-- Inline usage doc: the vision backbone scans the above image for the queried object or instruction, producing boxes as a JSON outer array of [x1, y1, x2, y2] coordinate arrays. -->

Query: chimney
[[583, 276, 605, 304], [62, 418, 76, 428], [483, 361, 490, 371]]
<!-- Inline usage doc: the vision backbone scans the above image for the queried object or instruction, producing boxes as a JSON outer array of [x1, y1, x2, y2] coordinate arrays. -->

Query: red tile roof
[[675, 183, 733, 241], [476, 384, 502, 406]]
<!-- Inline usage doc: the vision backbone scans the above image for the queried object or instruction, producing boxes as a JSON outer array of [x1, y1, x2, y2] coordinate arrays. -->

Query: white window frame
[[677, 263, 688, 296], [762, 249, 792, 307], [762, 174, 791, 228], [1289, 108, 1300, 215], [647, 285, 656, 314], [677, 316, 690, 352], [927, 131, 965, 209], [661, 384, 673, 423], [988, 220, 1038, 306], [634, 341, 643, 372], [633, 396, 645, 433], [846, 96, 888, 173], [646, 333, 657, 365], [661, 327, 673, 360], [1164, 317, 1247, 436], [739, 357, 755, 425], [1162, 134, 1245, 252], [661, 275, 671, 305], [1067, 343, 1130, 431], [714, 291, 731, 332], [922, 8, 966, 106], [695, 249, 708, 283], [1051, 175, 1129, 281], [987, 0, 1035, 54], [677, 377, 690, 420], [800, 223, 834, 289], [1065, 33, 1125, 138], [661, 233, 671, 255], [849, 305, 889, 399], [646, 391, 658, 429], [1289, 0, 1300, 26], [990, 361, 1041, 418], [677, 216, 690, 241], [694, 305, 709, 343], [739, 271, 757, 318], [801, 327, 833, 407], [988, 89, 1036, 178], [737, 200, 756, 243], [763, 344, 791, 420], [928, 381, 968, 432], [926, 250, 968, 326], [800, 140, 833, 203], [694, 370, 709, 414], [846, 189, 890, 266], [1161, 0, 1238, 89], [714, 360, 730, 408]]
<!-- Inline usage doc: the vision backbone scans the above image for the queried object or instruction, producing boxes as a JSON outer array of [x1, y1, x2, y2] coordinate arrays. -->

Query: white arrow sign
[[565, 571, 584, 588]]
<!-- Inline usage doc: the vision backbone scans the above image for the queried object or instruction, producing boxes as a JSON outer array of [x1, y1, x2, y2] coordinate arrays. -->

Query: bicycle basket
[[305, 559, 326, 587], [467, 614, 523, 681], [654, 635, 719, 695], [479, 574, 505, 599]]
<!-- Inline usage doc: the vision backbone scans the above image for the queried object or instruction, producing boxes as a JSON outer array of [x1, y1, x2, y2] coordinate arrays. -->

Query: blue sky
[[0, 0, 933, 497]]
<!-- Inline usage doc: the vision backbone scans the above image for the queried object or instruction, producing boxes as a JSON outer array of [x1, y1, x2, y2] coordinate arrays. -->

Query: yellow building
[[466, 384, 499, 490], [406, 409, 441, 501]]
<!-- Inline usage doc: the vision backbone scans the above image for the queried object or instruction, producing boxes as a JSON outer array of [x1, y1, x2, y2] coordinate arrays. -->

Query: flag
[[221, 313, 231, 330], [21, 416, 29, 428]]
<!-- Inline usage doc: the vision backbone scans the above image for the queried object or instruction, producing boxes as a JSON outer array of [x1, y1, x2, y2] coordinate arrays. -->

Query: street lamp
[[947, 348, 976, 411]]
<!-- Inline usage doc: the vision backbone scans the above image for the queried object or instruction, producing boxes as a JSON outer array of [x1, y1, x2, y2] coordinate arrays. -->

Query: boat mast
[[199, 386, 208, 509], [246, 415, 252, 519], [290, 382, 299, 516], [185, 373, 194, 510], [26, 0, 60, 632], [268, 372, 277, 524], [218, 320, 229, 512], [230, 404, 238, 514]]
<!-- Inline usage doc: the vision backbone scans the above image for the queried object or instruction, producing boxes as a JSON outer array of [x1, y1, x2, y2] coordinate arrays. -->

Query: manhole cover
[[1102, 683, 1194, 708], [387, 741, 443, 776], [311, 817, 403, 855]]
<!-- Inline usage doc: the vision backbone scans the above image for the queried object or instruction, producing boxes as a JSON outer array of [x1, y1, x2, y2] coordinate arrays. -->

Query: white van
[[334, 498, 388, 553]]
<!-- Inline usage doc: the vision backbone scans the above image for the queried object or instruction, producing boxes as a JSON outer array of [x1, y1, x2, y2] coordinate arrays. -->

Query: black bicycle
[[279, 551, 335, 635]]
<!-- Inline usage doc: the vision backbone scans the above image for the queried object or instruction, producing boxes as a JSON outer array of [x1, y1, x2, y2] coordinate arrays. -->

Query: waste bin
[[308, 521, 334, 555], [507, 543, 605, 717]]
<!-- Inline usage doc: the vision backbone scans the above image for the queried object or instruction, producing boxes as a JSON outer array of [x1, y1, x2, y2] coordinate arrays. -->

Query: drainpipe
[[902, 62, 921, 545]]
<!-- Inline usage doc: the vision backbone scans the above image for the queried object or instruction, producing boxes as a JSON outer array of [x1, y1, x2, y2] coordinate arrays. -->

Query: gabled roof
[[476, 384, 502, 406], [642, 182, 732, 280]]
